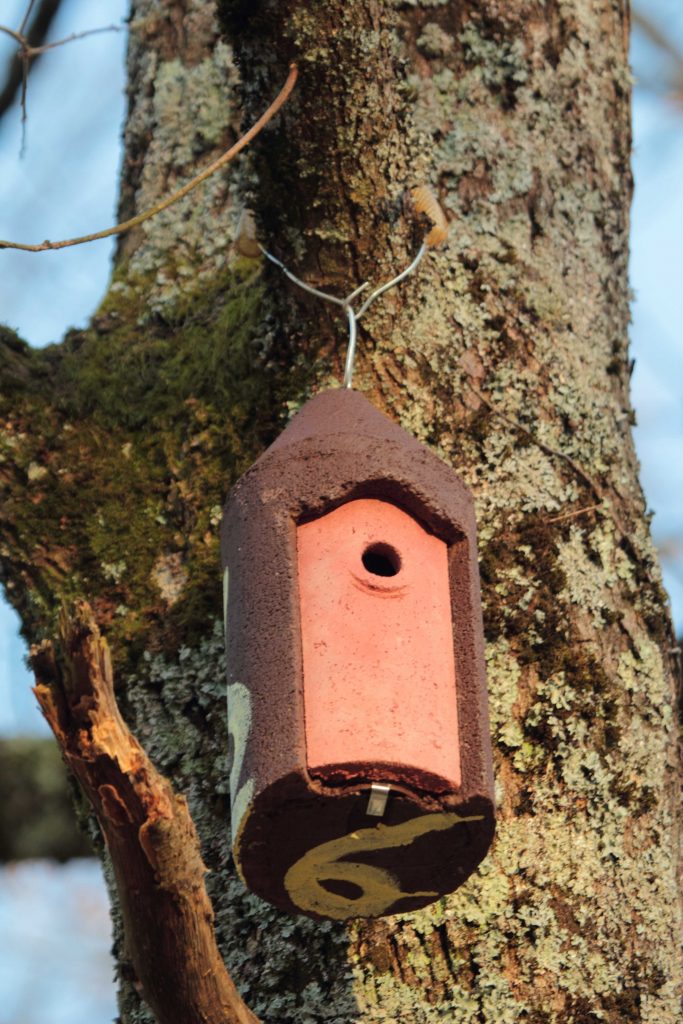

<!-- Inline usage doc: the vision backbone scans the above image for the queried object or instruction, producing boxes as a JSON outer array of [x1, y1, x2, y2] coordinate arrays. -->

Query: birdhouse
[[220, 388, 494, 920]]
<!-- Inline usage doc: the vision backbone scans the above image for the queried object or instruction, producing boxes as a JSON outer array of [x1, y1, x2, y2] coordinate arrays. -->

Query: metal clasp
[[366, 783, 391, 817]]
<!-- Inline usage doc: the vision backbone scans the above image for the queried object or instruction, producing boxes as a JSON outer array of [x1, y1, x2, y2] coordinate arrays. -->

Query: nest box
[[220, 389, 494, 920]]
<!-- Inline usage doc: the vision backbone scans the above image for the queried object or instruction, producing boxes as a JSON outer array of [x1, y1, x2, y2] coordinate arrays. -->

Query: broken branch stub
[[32, 601, 259, 1024]]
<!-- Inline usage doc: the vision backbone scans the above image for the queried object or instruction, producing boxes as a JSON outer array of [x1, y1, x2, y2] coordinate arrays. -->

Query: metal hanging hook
[[257, 186, 447, 390], [260, 242, 428, 390], [343, 306, 358, 389]]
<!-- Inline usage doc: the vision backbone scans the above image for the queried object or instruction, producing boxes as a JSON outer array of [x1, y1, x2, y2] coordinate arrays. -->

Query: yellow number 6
[[284, 811, 482, 919]]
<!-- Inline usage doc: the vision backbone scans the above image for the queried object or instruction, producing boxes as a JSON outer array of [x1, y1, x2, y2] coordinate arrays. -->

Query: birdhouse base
[[233, 772, 494, 921]]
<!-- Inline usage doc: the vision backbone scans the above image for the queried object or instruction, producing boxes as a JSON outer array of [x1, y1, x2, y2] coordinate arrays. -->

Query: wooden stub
[[32, 602, 259, 1024]]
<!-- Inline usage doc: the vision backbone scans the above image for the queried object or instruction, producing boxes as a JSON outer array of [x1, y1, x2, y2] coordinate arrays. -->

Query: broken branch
[[32, 601, 259, 1024]]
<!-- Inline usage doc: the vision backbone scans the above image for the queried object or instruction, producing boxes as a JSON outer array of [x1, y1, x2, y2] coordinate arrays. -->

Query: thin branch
[[0, 63, 299, 252], [0, 25, 25, 46], [545, 503, 603, 525], [0, 0, 62, 127], [32, 602, 260, 1024], [27, 24, 122, 57], [0, 19, 121, 60], [19, 0, 38, 36]]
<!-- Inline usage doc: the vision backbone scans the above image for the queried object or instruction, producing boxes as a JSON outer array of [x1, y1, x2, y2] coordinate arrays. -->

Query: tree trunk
[[1, 1, 681, 1022]]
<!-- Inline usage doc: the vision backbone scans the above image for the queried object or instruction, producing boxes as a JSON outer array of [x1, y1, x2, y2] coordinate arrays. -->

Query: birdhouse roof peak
[[267, 388, 430, 457], [226, 387, 476, 542]]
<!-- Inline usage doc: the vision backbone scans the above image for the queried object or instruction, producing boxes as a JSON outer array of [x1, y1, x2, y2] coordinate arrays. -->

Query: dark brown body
[[220, 388, 494, 918]]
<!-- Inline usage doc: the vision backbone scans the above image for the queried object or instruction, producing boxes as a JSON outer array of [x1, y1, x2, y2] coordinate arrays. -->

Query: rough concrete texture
[[221, 388, 494, 919], [298, 497, 461, 791]]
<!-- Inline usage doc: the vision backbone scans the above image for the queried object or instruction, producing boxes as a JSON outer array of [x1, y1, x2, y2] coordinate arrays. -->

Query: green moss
[[58, 259, 266, 430], [0, 327, 55, 397], [0, 259, 316, 664]]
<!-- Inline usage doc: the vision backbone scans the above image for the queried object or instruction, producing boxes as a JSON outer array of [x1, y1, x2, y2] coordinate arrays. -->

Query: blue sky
[[0, 0, 128, 735], [630, 6, 683, 631], [0, 0, 682, 739], [0, 859, 115, 1024]]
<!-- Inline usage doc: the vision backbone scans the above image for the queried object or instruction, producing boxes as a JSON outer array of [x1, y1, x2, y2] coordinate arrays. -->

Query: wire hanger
[[258, 186, 448, 389]]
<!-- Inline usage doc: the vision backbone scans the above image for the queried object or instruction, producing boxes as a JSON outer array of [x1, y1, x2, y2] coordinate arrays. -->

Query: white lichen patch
[[150, 552, 188, 605], [557, 526, 612, 625], [102, 560, 127, 584], [486, 638, 522, 741], [27, 462, 48, 482], [417, 22, 454, 58], [123, 14, 240, 308]]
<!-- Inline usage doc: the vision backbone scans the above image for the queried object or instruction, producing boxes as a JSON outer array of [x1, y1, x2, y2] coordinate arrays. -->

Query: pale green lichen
[[348, 2, 681, 1018], [122, 5, 241, 311], [416, 23, 454, 59]]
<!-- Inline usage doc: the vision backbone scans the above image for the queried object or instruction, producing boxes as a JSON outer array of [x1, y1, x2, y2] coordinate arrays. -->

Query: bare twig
[[0, 25, 25, 46], [0, 0, 63, 131], [32, 602, 260, 1024], [0, 63, 298, 252], [545, 503, 603, 525], [24, 24, 122, 56], [19, 0, 38, 36]]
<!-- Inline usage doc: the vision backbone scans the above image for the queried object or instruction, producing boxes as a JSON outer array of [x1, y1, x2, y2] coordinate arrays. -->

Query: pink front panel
[[297, 498, 461, 791]]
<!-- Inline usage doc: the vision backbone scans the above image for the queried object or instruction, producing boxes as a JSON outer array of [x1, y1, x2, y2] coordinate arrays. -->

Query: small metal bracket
[[366, 783, 391, 817]]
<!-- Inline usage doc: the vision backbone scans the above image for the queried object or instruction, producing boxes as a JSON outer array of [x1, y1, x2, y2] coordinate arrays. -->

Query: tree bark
[[0, 1, 681, 1022]]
